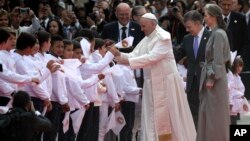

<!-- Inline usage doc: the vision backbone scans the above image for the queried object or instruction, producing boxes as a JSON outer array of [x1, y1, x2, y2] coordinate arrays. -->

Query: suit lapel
[[115, 22, 119, 42], [196, 29, 209, 61], [128, 22, 136, 37]]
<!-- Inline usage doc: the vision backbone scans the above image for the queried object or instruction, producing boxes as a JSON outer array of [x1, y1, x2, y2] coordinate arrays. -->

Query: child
[[92, 38, 120, 141], [227, 57, 250, 124], [44, 35, 69, 141], [0, 28, 38, 106], [72, 39, 83, 60], [11, 32, 54, 113], [76, 29, 117, 141], [59, 39, 105, 141]]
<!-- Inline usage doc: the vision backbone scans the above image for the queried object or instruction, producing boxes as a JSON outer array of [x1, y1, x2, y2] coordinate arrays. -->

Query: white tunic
[[122, 26, 196, 141]]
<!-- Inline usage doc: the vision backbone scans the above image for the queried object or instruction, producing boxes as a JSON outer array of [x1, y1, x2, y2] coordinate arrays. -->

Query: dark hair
[[231, 57, 244, 74], [63, 39, 73, 48], [46, 18, 64, 37], [94, 38, 105, 50], [242, 0, 250, 8], [132, 5, 145, 16], [51, 35, 63, 47], [183, 10, 203, 24], [16, 32, 37, 50], [0, 28, 10, 44], [72, 40, 81, 50], [176, 0, 187, 14], [73, 28, 95, 42], [12, 91, 31, 109], [73, 37, 83, 42], [36, 31, 51, 47]]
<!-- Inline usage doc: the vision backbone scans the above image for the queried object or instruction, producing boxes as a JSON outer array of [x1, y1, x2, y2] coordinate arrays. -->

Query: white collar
[[197, 26, 205, 38], [223, 12, 231, 19], [118, 22, 129, 30]]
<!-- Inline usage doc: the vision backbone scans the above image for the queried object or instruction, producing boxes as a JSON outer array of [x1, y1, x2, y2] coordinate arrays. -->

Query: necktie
[[41, 21, 45, 28], [193, 36, 199, 58], [121, 26, 127, 40], [224, 17, 228, 24]]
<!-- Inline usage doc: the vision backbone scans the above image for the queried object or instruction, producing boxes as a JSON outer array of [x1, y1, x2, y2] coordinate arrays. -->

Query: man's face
[[11, 13, 21, 27], [184, 20, 200, 36], [116, 6, 131, 26], [219, 0, 233, 16]]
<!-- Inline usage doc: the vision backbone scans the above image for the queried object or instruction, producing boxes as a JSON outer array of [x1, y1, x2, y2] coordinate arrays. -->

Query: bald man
[[101, 2, 144, 53], [115, 13, 196, 141]]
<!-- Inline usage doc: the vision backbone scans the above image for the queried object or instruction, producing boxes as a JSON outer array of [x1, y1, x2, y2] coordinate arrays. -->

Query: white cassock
[[121, 25, 196, 141]]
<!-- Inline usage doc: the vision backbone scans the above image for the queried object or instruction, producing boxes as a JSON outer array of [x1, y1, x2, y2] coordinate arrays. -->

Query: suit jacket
[[175, 28, 210, 93], [101, 21, 144, 53], [228, 12, 249, 55]]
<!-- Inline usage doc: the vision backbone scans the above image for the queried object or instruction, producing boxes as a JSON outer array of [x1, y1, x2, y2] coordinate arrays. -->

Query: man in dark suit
[[241, 0, 250, 70], [101, 2, 144, 53], [175, 10, 210, 129], [219, 0, 249, 70]]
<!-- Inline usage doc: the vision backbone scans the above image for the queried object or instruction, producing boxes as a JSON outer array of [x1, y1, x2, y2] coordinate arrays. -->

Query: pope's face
[[140, 18, 155, 36]]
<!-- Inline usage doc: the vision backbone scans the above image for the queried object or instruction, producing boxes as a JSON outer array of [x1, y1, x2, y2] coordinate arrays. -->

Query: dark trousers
[[76, 103, 99, 141], [58, 111, 76, 141], [187, 76, 200, 130], [31, 97, 44, 113], [120, 101, 135, 141], [43, 101, 62, 141], [0, 96, 10, 106]]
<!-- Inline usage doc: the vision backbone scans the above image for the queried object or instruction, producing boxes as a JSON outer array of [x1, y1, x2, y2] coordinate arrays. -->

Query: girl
[[46, 18, 64, 38], [227, 57, 250, 124]]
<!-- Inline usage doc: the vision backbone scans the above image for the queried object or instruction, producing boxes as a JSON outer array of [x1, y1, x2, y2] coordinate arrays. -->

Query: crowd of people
[[0, 0, 250, 141]]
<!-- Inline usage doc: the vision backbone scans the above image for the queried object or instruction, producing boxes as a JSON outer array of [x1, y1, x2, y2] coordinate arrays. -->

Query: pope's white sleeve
[[129, 39, 171, 69]]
